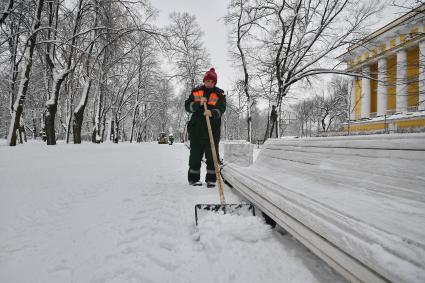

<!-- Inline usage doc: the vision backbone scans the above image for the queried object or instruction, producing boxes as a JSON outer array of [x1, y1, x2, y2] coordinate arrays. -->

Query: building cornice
[[338, 4, 425, 61]]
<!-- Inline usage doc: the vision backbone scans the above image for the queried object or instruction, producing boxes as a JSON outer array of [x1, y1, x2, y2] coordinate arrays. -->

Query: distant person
[[184, 68, 226, 187], [168, 134, 174, 145]]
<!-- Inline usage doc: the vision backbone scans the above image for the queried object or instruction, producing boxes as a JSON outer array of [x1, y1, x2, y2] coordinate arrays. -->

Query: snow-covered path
[[0, 142, 346, 283]]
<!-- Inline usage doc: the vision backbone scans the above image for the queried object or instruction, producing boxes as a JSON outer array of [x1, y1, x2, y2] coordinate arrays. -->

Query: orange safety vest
[[192, 90, 219, 106]]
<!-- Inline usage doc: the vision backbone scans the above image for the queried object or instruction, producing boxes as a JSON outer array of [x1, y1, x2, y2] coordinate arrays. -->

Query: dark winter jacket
[[185, 85, 226, 141]]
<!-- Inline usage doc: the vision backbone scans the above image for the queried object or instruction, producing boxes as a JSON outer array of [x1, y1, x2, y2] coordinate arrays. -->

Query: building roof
[[338, 4, 425, 60]]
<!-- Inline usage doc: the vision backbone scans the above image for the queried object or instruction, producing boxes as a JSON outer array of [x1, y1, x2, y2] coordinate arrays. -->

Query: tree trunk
[[45, 73, 68, 145], [45, 104, 57, 145], [263, 107, 270, 142], [277, 104, 281, 138], [121, 120, 125, 142], [237, 112, 241, 140], [73, 80, 91, 144], [247, 100, 252, 143], [65, 109, 72, 143], [269, 120, 275, 139], [19, 116, 27, 143], [130, 106, 138, 143], [93, 70, 104, 143], [73, 109, 84, 144], [309, 119, 312, 137], [101, 115, 106, 142], [65, 75, 75, 144], [136, 120, 143, 142], [21, 126, 27, 142], [18, 121, 27, 144], [321, 117, 326, 132], [7, 0, 44, 146], [32, 113, 37, 139], [113, 117, 119, 143], [317, 119, 321, 135], [300, 120, 304, 137]]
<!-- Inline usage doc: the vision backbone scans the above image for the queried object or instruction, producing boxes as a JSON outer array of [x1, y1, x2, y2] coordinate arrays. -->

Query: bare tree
[[264, 1, 379, 101], [129, 34, 158, 143], [72, 1, 100, 144], [316, 94, 346, 133], [165, 12, 210, 89], [164, 12, 210, 141], [2, 0, 26, 141], [290, 76, 356, 136], [225, 0, 381, 138], [42, 0, 97, 145], [226, 81, 249, 140], [391, 0, 425, 16], [245, 58, 278, 140], [7, 0, 44, 146], [1, 0, 200, 145], [0, 0, 14, 26], [90, 0, 159, 144], [226, 0, 270, 142]]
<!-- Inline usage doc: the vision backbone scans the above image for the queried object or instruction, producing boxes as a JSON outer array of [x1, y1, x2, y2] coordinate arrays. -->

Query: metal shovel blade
[[195, 203, 255, 225]]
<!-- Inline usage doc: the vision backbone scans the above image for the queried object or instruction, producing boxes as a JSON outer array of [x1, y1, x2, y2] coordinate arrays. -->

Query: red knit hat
[[203, 68, 217, 84]]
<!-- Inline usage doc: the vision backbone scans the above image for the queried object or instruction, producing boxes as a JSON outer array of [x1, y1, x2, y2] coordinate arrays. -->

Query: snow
[[222, 141, 254, 166], [0, 141, 346, 283], [349, 110, 425, 123]]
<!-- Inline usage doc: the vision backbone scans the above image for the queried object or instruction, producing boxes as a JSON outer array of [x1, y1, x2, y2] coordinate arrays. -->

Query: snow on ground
[[0, 141, 346, 283]]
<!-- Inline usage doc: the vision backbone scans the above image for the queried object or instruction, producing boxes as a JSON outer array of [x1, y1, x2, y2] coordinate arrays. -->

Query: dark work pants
[[188, 138, 219, 183]]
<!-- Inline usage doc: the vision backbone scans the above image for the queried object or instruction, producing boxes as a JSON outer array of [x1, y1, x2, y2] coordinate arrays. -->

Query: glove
[[191, 102, 201, 112]]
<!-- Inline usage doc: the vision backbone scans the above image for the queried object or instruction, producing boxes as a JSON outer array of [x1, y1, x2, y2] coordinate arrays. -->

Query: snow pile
[[222, 141, 254, 166], [194, 213, 334, 283], [196, 213, 272, 243]]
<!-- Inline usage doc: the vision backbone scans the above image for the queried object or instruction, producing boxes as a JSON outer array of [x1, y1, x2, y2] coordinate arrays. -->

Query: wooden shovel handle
[[203, 103, 225, 204]]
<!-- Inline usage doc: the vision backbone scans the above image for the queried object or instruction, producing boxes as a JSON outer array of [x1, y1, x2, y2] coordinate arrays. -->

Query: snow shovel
[[195, 103, 255, 225]]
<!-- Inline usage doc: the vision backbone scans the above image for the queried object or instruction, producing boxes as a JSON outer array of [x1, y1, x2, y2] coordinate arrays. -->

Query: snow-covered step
[[222, 133, 425, 283]]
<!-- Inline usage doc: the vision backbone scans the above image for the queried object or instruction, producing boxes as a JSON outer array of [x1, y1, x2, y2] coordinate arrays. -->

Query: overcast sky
[[153, 0, 233, 91], [152, 0, 408, 95]]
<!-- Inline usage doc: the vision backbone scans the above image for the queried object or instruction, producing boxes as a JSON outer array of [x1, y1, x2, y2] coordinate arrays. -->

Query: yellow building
[[340, 5, 425, 133]]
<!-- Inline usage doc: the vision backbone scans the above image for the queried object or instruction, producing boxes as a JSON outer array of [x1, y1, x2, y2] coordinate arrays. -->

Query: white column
[[419, 41, 425, 111], [361, 65, 371, 118], [349, 77, 356, 120], [396, 49, 408, 112], [377, 57, 388, 116]]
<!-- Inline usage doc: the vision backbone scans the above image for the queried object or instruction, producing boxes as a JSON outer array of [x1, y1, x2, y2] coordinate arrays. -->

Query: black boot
[[206, 182, 216, 188], [188, 168, 201, 186], [205, 168, 216, 184]]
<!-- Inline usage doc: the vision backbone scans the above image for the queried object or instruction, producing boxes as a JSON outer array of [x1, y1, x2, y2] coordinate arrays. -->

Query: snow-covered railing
[[221, 133, 425, 283]]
